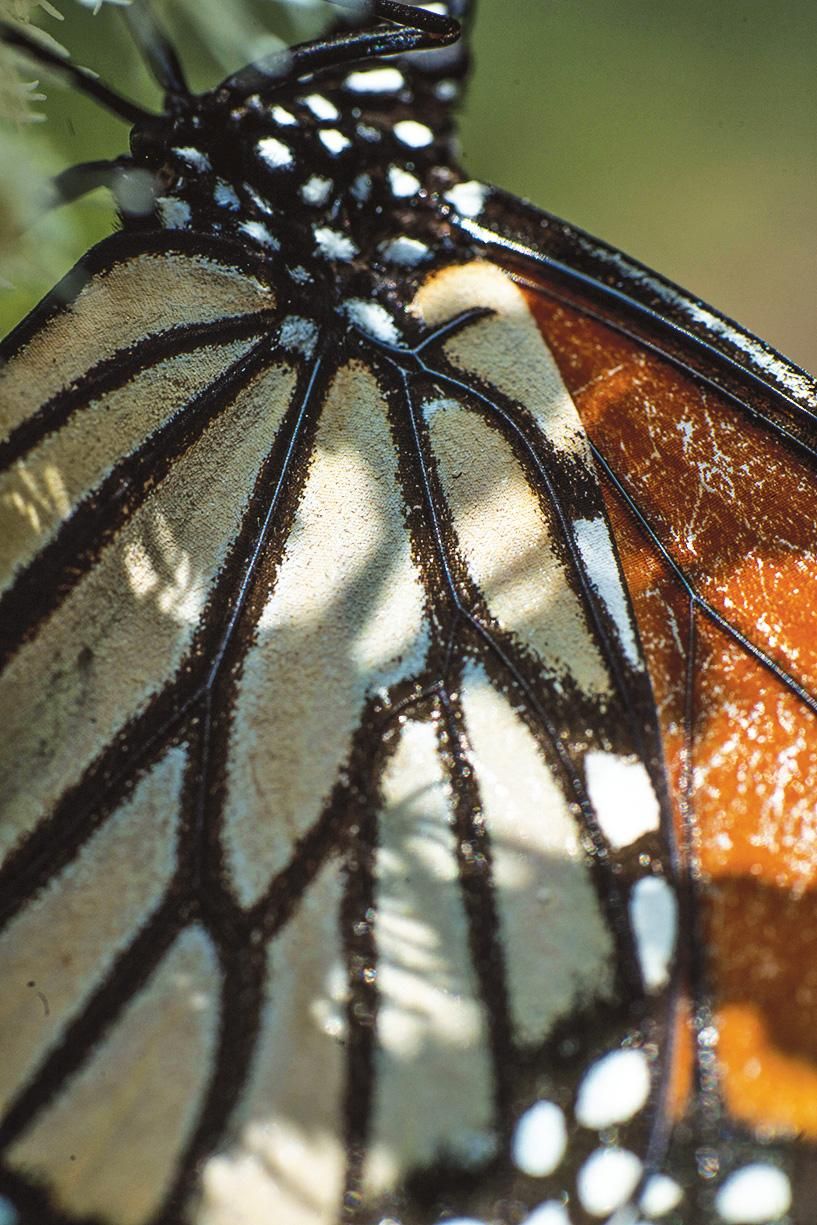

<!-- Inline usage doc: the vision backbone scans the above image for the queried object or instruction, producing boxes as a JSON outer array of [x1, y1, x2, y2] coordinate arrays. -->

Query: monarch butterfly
[[1, 2, 816, 1224]]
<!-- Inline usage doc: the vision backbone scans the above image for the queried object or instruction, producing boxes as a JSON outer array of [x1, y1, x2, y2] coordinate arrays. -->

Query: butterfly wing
[[0, 230, 333, 1224], [0, 208, 687, 1224], [450, 184, 817, 1218]]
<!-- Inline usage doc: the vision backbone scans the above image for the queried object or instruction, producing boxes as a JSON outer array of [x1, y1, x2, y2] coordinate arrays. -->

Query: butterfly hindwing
[[465, 184, 817, 1218]]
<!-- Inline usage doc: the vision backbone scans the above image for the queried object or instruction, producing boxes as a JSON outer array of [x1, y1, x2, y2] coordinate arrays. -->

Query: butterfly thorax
[[127, 58, 483, 330]]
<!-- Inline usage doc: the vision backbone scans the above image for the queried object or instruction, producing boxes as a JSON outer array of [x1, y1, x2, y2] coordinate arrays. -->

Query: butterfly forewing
[[0, 228, 674, 1224]]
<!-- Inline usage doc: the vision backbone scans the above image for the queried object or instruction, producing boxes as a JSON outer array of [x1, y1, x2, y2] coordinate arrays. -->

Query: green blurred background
[[2, 0, 816, 372]]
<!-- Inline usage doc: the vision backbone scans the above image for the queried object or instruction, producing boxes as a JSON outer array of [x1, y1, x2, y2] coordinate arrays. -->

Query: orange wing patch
[[529, 289, 817, 1141]]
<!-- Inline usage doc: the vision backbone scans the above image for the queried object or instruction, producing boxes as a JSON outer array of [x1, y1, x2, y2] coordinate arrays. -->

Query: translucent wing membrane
[[1, 3, 817, 1225], [0, 230, 679, 1225]]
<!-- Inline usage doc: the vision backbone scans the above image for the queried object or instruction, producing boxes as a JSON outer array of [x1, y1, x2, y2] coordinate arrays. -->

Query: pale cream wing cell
[[197, 862, 348, 1225], [0, 251, 274, 443], [426, 393, 611, 697], [412, 262, 663, 874], [459, 662, 615, 1046], [0, 746, 186, 1115], [364, 718, 494, 1199], [0, 341, 257, 591], [221, 359, 430, 908], [411, 262, 588, 458], [412, 261, 647, 711], [0, 361, 298, 858], [7, 925, 220, 1225]]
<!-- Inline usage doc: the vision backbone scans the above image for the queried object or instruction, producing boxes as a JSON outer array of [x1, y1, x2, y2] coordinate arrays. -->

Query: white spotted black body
[[129, 13, 479, 346]]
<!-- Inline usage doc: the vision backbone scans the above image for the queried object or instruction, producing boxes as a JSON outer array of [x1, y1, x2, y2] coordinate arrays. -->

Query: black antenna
[[221, 0, 460, 100], [123, 2, 189, 100], [2, 0, 462, 210]]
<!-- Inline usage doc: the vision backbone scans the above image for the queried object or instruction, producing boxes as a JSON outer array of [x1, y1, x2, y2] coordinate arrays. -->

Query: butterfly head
[[126, 14, 482, 300]]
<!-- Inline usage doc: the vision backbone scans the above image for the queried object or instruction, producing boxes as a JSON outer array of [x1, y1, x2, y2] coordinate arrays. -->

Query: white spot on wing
[[271, 104, 296, 126], [157, 197, 191, 229], [715, 1164, 792, 1223], [440, 1220, 489, 1225], [351, 173, 372, 202], [319, 128, 351, 155], [584, 751, 660, 849], [577, 1147, 642, 1217], [573, 515, 641, 669], [511, 1101, 566, 1178], [388, 165, 421, 198], [345, 66, 405, 93], [173, 145, 211, 171], [257, 136, 293, 169], [630, 876, 677, 992], [213, 179, 240, 210], [344, 299, 400, 345], [393, 119, 434, 148], [303, 93, 339, 121], [244, 184, 274, 214], [520, 1204, 571, 1225], [300, 175, 333, 206], [640, 1173, 684, 1217], [380, 236, 431, 267], [435, 79, 459, 102], [279, 316, 318, 359], [313, 226, 357, 261], [575, 1048, 651, 1130], [238, 220, 280, 250], [444, 180, 489, 218], [356, 123, 381, 142]]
